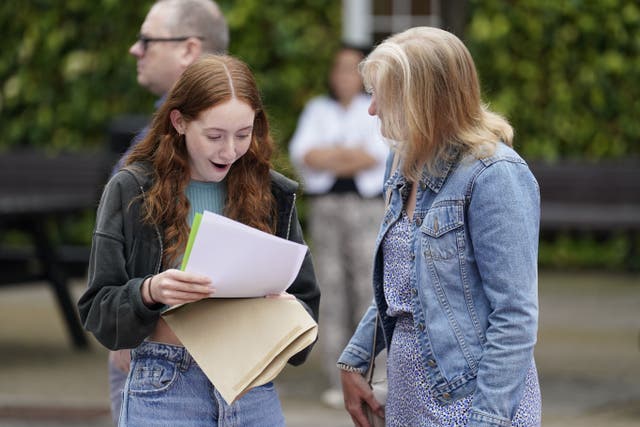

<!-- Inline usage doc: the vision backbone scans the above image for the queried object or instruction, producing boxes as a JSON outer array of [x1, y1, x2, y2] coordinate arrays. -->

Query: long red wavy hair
[[127, 54, 276, 267]]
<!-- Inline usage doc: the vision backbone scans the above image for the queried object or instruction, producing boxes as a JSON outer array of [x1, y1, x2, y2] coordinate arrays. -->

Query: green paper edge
[[181, 212, 203, 271]]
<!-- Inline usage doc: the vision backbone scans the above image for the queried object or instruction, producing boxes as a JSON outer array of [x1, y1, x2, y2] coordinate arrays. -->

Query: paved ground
[[0, 270, 638, 426]]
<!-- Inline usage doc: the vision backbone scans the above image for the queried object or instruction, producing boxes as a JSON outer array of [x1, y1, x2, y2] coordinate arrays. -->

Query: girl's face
[[171, 98, 255, 182]]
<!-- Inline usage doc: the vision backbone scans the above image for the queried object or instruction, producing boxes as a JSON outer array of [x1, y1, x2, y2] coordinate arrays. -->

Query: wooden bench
[[528, 160, 640, 268], [0, 149, 116, 348]]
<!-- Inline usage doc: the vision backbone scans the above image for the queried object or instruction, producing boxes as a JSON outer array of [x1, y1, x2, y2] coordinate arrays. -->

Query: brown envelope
[[162, 297, 318, 404]]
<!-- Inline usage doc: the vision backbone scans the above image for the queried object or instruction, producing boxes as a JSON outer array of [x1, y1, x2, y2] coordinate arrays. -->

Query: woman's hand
[[143, 269, 214, 306], [341, 369, 384, 427]]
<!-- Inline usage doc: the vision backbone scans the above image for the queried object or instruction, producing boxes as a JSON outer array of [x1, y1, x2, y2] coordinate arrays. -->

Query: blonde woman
[[338, 27, 542, 427]]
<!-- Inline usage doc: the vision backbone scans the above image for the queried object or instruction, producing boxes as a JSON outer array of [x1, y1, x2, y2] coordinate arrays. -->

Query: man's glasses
[[137, 34, 204, 53]]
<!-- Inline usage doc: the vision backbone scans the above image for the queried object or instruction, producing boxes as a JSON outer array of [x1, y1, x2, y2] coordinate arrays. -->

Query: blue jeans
[[109, 352, 128, 425], [119, 341, 285, 427]]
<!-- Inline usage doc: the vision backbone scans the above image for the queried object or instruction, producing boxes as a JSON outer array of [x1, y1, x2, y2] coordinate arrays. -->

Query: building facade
[[342, 0, 467, 45]]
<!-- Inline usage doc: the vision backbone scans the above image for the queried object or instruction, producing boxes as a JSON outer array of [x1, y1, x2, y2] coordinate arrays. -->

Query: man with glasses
[[111, 0, 229, 172], [108, 1, 228, 424], [129, 0, 228, 97]]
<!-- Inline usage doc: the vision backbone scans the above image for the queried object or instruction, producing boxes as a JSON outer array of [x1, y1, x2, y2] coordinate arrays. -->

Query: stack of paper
[[180, 211, 308, 297], [162, 211, 317, 404]]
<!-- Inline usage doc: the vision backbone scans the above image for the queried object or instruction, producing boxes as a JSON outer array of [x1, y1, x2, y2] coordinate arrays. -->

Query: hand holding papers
[[163, 211, 318, 404], [180, 211, 308, 297]]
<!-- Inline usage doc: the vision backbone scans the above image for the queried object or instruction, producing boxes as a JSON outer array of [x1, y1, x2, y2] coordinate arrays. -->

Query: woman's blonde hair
[[127, 54, 275, 267], [361, 26, 513, 180]]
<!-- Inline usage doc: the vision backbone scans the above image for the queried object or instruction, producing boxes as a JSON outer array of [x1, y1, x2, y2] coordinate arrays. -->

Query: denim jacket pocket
[[420, 202, 464, 260]]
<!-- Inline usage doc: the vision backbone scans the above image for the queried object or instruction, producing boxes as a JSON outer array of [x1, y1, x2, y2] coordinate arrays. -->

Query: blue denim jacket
[[338, 142, 540, 427]]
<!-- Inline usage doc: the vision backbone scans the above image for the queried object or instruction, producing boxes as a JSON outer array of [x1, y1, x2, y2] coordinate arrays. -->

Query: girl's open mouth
[[211, 161, 229, 170]]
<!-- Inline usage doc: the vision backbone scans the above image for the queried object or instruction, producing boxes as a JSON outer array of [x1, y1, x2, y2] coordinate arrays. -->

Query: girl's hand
[[341, 369, 384, 427], [144, 269, 214, 306]]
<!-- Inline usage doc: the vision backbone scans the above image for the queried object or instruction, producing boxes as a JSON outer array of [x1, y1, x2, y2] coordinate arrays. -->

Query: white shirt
[[289, 94, 389, 197]]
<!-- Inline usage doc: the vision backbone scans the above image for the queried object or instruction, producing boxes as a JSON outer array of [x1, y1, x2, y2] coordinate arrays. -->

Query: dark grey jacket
[[77, 162, 320, 365]]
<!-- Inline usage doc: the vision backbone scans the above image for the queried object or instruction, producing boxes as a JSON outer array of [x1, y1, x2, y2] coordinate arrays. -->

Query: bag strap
[[366, 314, 380, 385], [384, 150, 400, 207], [366, 150, 399, 385]]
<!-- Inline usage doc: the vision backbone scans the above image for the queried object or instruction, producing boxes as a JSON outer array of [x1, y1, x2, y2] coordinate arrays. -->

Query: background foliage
[[0, 0, 340, 163], [467, 0, 640, 161], [0, 1, 153, 151], [3, 1, 638, 159], [0, 1, 637, 270], [0, 0, 341, 262], [466, 0, 640, 270]]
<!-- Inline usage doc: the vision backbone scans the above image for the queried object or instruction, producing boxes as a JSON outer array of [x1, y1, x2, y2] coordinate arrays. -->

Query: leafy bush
[[0, 0, 341, 163], [0, 1, 155, 151], [538, 232, 632, 270], [466, 1, 640, 270], [0, 0, 341, 248], [3, 1, 636, 270], [3, 1, 637, 161], [467, 0, 640, 160]]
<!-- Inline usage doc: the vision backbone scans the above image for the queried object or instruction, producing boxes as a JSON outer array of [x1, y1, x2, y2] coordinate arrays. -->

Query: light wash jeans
[[119, 341, 285, 427], [109, 352, 128, 426]]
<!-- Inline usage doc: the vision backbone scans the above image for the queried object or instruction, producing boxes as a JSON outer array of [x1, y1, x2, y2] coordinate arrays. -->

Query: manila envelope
[[162, 297, 318, 404]]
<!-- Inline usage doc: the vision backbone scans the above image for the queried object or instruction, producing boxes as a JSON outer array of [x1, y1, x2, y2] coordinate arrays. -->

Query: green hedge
[[0, 0, 340, 249], [2, 1, 637, 269], [467, 0, 640, 160], [0, 1, 155, 150], [0, 0, 340, 163], [7, 1, 636, 160], [466, 0, 640, 270], [4, 1, 638, 158]]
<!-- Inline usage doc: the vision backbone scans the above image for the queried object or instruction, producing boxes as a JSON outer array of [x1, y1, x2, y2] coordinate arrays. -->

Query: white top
[[288, 93, 389, 197]]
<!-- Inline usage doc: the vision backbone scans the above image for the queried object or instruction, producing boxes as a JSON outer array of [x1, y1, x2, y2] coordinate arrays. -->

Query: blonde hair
[[361, 26, 513, 180]]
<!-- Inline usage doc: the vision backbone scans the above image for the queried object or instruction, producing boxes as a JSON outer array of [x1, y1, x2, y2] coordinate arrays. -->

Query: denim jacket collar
[[386, 151, 458, 194]]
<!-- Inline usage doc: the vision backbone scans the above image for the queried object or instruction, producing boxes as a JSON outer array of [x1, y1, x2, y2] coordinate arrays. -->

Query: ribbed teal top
[[186, 180, 227, 226]]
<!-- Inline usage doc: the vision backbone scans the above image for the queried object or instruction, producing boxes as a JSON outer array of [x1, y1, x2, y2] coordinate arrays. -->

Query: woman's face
[[368, 92, 390, 138], [330, 48, 364, 104], [367, 93, 378, 117], [172, 98, 255, 182]]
